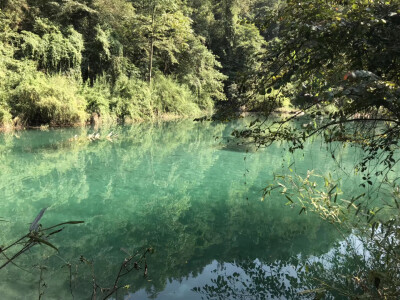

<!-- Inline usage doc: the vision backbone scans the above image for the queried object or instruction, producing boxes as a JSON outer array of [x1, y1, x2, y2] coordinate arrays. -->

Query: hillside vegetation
[[0, 0, 286, 128]]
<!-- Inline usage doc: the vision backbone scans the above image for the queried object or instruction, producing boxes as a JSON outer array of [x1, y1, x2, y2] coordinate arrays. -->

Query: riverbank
[[0, 104, 307, 133], [0, 110, 212, 133]]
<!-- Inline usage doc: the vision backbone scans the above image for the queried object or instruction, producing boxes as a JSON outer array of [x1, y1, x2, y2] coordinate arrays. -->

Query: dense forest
[[1, 0, 400, 299], [2, 0, 398, 130], [0, 0, 279, 128]]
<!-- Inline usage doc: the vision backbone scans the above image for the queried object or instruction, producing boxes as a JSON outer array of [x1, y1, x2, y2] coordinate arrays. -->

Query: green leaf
[[42, 221, 84, 231], [347, 193, 365, 209], [285, 195, 294, 203], [328, 184, 337, 195]]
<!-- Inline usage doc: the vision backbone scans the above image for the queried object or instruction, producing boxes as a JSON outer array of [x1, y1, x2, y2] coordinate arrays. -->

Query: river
[[0, 118, 379, 299]]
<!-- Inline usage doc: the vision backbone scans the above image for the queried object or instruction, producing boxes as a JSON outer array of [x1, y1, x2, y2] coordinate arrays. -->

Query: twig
[[38, 265, 46, 300], [101, 248, 152, 300], [0, 242, 35, 270]]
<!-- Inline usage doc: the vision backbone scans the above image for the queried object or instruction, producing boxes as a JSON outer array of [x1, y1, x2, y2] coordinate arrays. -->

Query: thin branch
[[0, 242, 35, 270], [306, 118, 400, 139]]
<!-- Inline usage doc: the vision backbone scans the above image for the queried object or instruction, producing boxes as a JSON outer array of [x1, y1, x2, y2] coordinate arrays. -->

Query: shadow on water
[[218, 138, 260, 153]]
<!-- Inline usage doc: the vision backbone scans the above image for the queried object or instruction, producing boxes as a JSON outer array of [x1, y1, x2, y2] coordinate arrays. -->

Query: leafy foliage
[[262, 171, 400, 299], [223, 1, 400, 298], [0, 0, 231, 128], [174, 36, 227, 109], [151, 73, 200, 116], [234, 0, 400, 186], [10, 73, 87, 126]]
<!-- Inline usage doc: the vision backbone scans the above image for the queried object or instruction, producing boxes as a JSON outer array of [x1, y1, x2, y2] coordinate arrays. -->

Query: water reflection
[[0, 119, 365, 299]]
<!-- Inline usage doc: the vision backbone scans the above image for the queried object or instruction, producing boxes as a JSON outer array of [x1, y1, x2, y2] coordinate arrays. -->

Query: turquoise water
[[0, 119, 372, 299]]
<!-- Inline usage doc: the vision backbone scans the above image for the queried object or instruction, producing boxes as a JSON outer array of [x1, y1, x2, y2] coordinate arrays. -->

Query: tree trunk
[[148, 5, 156, 84]]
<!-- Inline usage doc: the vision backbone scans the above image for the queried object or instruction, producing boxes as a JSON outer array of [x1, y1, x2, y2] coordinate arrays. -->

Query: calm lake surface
[[0, 118, 378, 299]]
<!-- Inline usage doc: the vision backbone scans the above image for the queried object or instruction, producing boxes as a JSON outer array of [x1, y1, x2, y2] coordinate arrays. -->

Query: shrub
[[11, 74, 87, 126], [110, 75, 153, 121], [81, 76, 111, 117], [151, 74, 200, 116], [0, 105, 12, 126]]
